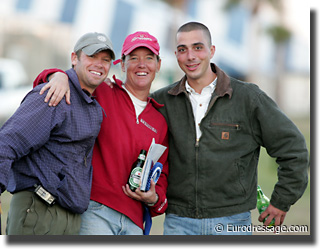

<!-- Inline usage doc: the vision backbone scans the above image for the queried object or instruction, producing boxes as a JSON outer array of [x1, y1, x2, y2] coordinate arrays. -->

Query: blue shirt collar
[[66, 68, 95, 104]]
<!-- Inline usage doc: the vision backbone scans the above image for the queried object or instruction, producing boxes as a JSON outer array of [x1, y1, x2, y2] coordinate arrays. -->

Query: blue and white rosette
[[145, 162, 163, 191]]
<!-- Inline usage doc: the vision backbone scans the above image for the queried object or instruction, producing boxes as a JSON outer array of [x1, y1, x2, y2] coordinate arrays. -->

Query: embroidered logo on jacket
[[158, 198, 167, 212], [140, 119, 158, 134]]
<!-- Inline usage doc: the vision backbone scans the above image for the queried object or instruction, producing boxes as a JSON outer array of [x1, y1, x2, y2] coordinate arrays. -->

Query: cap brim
[[82, 44, 115, 59], [123, 43, 159, 56]]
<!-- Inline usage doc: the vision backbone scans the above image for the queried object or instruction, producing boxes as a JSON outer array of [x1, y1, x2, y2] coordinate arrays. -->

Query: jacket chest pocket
[[209, 122, 241, 140]]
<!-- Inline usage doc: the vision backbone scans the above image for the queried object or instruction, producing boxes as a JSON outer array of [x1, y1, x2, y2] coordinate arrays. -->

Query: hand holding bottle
[[124, 149, 160, 206], [122, 179, 159, 206], [258, 203, 287, 227], [257, 185, 287, 227]]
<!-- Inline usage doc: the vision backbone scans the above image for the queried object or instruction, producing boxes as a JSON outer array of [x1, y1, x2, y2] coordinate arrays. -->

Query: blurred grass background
[[1, 118, 310, 235]]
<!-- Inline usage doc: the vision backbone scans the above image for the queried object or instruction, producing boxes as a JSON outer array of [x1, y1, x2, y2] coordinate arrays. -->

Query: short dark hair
[[177, 22, 212, 46], [71, 50, 82, 68]]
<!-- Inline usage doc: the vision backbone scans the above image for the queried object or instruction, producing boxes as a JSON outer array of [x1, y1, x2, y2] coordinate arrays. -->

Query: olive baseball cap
[[74, 32, 115, 59]]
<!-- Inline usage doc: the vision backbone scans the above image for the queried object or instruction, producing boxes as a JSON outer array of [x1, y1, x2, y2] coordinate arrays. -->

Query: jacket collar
[[66, 68, 95, 104], [112, 75, 164, 109], [168, 63, 233, 99]]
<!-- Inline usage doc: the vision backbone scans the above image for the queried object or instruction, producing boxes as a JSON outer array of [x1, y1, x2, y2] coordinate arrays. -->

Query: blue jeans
[[79, 200, 143, 235], [163, 211, 252, 235]]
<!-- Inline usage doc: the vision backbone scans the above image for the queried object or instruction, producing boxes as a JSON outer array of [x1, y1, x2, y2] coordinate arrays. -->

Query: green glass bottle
[[128, 149, 147, 191], [257, 185, 275, 227]]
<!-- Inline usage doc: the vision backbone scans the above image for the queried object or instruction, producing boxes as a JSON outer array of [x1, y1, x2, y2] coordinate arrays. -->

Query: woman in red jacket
[[33, 31, 169, 235]]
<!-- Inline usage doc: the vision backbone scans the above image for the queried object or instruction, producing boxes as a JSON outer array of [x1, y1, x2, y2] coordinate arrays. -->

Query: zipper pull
[[136, 117, 139, 124], [195, 138, 200, 147]]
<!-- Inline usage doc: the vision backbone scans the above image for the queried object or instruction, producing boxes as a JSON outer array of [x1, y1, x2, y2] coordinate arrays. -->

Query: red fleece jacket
[[34, 69, 169, 229]]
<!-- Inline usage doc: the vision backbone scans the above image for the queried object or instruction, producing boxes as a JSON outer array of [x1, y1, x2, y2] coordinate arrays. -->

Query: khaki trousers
[[6, 191, 81, 235]]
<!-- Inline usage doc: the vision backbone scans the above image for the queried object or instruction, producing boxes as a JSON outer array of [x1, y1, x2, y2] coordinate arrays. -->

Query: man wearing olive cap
[[0, 32, 115, 235]]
